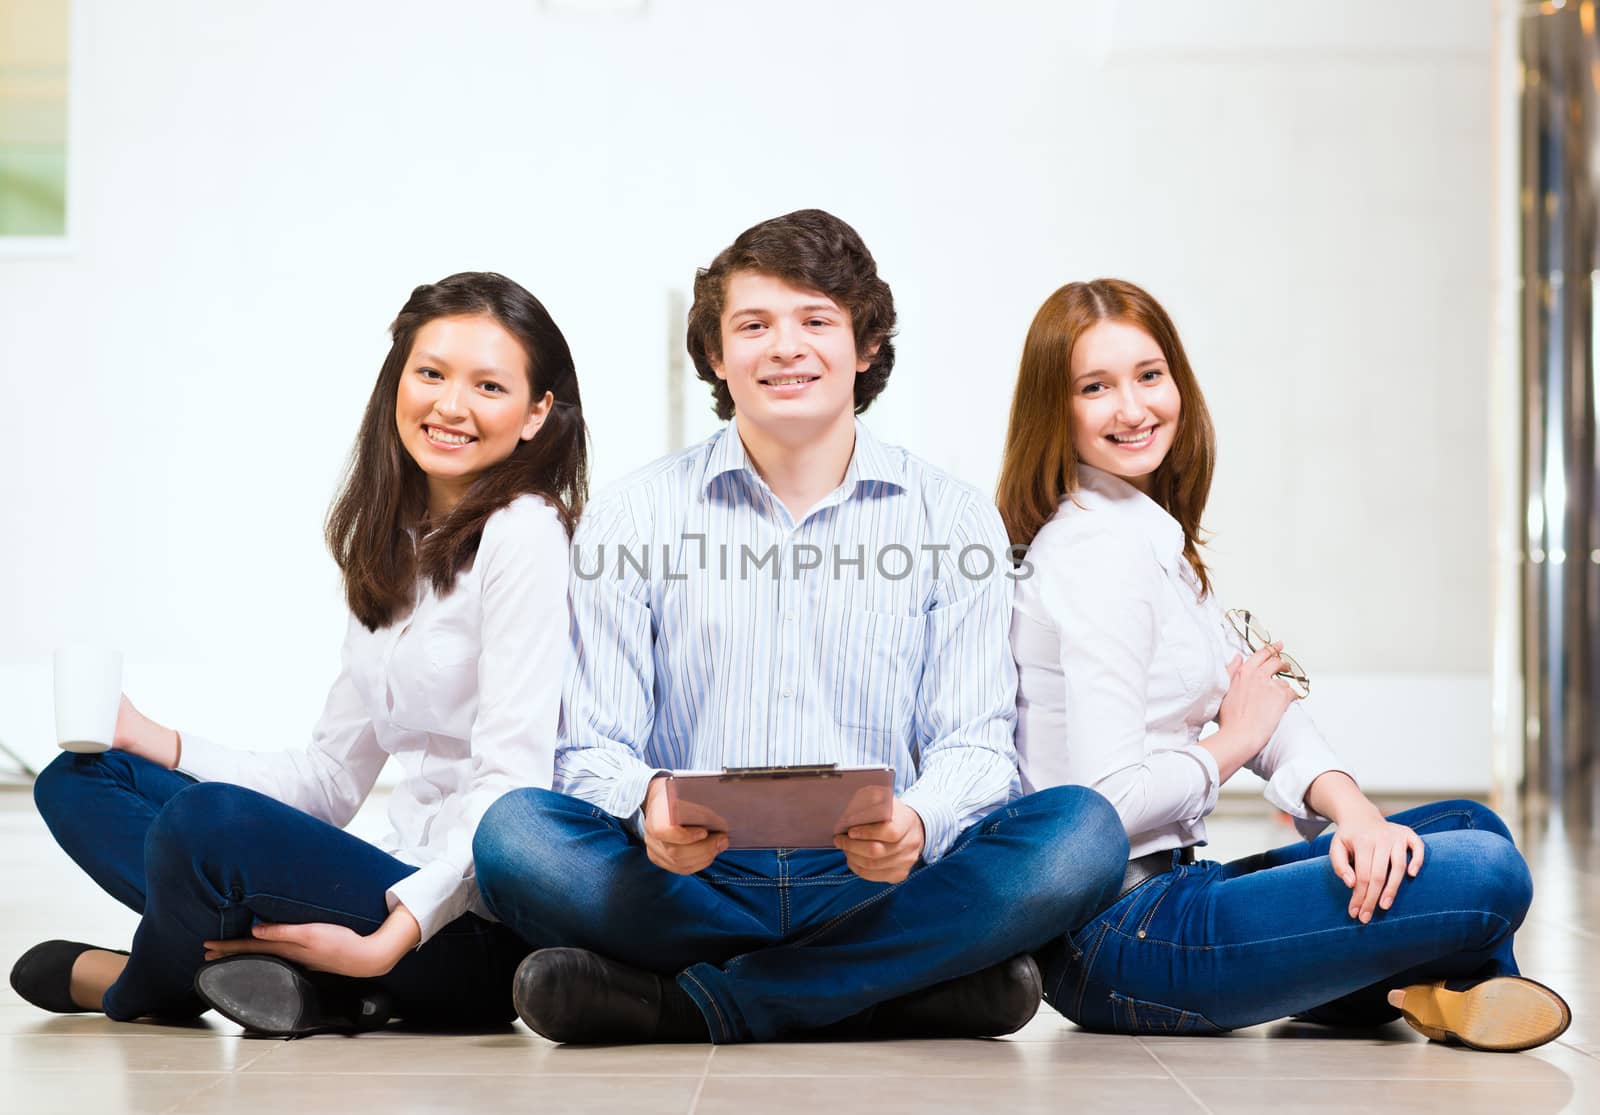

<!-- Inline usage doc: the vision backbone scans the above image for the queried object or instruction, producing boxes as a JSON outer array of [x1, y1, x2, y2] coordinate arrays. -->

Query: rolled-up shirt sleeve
[[177, 617, 386, 829], [1022, 529, 1220, 834], [553, 494, 669, 820], [385, 498, 569, 944], [1248, 701, 1350, 840], [1216, 617, 1352, 839], [900, 497, 1021, 863]]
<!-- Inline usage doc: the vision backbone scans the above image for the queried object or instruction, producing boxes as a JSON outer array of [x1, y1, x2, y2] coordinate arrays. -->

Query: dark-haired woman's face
[[395, 314, 552, 515]]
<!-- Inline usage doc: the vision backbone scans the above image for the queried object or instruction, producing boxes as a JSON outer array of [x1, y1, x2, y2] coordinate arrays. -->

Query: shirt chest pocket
[[1157, 581, 1217, 706], [386, 624, 479, 736], [830, 608, 926, 735], [423, 628, 480, 737]]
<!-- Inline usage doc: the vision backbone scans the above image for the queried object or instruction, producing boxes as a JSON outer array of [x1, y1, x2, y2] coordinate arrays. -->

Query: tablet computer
[[664, 763, 895, 849]]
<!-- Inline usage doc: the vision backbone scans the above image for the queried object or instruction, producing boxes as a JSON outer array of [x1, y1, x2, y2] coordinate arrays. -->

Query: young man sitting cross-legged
[[473, 209, 1127, 1044]]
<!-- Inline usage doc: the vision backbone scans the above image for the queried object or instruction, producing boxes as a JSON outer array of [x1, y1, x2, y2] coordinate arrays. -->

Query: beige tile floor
[[2, 789, 1599, 1114]]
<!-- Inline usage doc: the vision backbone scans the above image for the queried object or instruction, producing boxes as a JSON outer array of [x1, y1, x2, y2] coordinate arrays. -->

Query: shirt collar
[[699, 422, 753, 494], [1072, 462, 1187, 575], [698, 418, 907, 498], [844, 420, 905, 490]]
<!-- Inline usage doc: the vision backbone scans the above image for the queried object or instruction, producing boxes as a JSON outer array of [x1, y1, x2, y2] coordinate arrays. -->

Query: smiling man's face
[[711, 270, 871, 444]]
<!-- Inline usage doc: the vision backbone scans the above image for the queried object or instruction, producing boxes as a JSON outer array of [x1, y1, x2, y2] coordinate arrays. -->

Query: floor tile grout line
[[9, 1067, 1592, 1082], [155, 1071, 231, 1115], [1129, 1035, 1170, 1070], [1557, 1038, 1600, 1062], [654, 1072, 1175, 1079], [232, 1039, 286, 1072], [2, 1069, 1172, 1083], [217, 1070, 1168, 1079], [233, 1071, 716, 1078], [1077, 1073, 1592, 1082], [1523, 914, 1600, 942], [1136, 1037, 1217, 1115], [686, 1047, 714, 1114], [20, 1070, 274, 1076], [0, 1031, 247, 1039]]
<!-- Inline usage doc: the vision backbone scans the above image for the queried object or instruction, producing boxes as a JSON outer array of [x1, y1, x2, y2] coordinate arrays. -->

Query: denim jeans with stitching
[[1036, 799, 1531, 1034], [473, 783, 1129, 1043], [33, 750, 528, 1024]]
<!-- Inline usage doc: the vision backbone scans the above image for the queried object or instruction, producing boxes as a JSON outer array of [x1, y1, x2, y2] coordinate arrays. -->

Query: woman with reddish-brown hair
[[999, 277, 1569, 1050], [11, 272, 586, 1036]]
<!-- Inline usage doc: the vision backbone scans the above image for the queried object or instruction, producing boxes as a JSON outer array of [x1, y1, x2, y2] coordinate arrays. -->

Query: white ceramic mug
[[53, 647, 123, 753]]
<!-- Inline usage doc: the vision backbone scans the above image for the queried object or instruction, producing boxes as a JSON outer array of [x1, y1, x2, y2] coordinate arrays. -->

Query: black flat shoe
[[193, 956, 391, 1038], [861, 953, 1043, 1038], [10, 940, 127, 1014], [512, 948, 708, 1044]]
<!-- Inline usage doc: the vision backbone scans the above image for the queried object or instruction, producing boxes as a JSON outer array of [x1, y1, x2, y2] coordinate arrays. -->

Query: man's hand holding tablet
[[657, 764, 896, 878], [834, 801, 926, 884], [643, 775, 728, 875]]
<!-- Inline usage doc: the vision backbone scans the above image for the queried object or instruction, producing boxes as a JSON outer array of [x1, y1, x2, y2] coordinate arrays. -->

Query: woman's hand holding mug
[[112, 695, 181, 769]]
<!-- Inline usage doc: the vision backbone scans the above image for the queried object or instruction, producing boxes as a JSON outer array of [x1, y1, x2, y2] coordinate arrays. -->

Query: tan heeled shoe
[[1388, 977, 1571, 1052]]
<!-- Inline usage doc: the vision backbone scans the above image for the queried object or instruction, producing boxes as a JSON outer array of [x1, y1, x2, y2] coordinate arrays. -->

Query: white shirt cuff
[[614, 762, 671, 823], [1263, 754, 1350, 840], [898, 784, 959, 864], [174, 732, 238, 784], [386, 860, 472, 947], [1177, 743, 1222, 822]]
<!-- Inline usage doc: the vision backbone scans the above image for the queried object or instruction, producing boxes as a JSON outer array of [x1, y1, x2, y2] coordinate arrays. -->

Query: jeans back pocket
[[1109, 991, 1224, 1035]]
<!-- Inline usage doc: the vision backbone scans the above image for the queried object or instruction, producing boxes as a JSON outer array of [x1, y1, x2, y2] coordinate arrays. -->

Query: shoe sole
[[1397, 977, 1571, 1052], [194, 957, 322, 1037]]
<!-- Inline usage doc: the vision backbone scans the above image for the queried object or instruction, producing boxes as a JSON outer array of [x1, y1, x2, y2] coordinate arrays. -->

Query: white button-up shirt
[[555, 421, 1021, 862], [178, 495, 568, 943], [1011, 464, 1347, 859]]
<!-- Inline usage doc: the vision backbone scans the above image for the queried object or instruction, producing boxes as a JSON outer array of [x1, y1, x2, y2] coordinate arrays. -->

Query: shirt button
[[785, 611, 796, 621], [781, 688, 793, 698]]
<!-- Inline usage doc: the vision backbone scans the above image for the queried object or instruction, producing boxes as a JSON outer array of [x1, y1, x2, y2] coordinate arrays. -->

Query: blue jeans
[[1038, 799, 1531, 1034], [474, 784, 1128, 1043], [33, 751, 528, 1025]]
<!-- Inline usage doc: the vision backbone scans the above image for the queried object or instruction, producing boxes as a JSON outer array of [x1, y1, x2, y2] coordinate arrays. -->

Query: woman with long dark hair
[[997, 278, 1569, 1051], [11, 272, 586, 1035]]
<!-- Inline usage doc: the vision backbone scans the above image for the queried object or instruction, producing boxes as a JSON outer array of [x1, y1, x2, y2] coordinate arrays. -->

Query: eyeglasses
[[1223, 609, 1311, 698]]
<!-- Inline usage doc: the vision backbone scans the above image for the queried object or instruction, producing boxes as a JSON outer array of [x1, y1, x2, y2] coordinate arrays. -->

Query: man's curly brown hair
[[686, 209, 897, 421]]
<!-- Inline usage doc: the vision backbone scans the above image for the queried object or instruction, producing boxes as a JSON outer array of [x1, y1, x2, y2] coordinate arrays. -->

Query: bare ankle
[[69, 949, 127, 1012]]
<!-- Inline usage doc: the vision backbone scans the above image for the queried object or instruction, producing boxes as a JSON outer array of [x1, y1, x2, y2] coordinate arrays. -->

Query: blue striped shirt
[[554, 420, 1021, 862]]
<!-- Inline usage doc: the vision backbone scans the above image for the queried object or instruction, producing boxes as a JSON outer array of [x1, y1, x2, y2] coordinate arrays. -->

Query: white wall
[[1, 0, 1496, 792]]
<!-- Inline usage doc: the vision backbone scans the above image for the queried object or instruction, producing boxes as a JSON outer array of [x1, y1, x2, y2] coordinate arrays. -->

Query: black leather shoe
[[863, 954, 1043, 1038], [10, 940, 127, 1014], [513, 948, 708, 1044], [193, 956, 391, 1038]]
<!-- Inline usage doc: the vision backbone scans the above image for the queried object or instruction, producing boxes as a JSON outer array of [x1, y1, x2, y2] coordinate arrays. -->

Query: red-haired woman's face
[[1067, 318, 1180, 492]]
